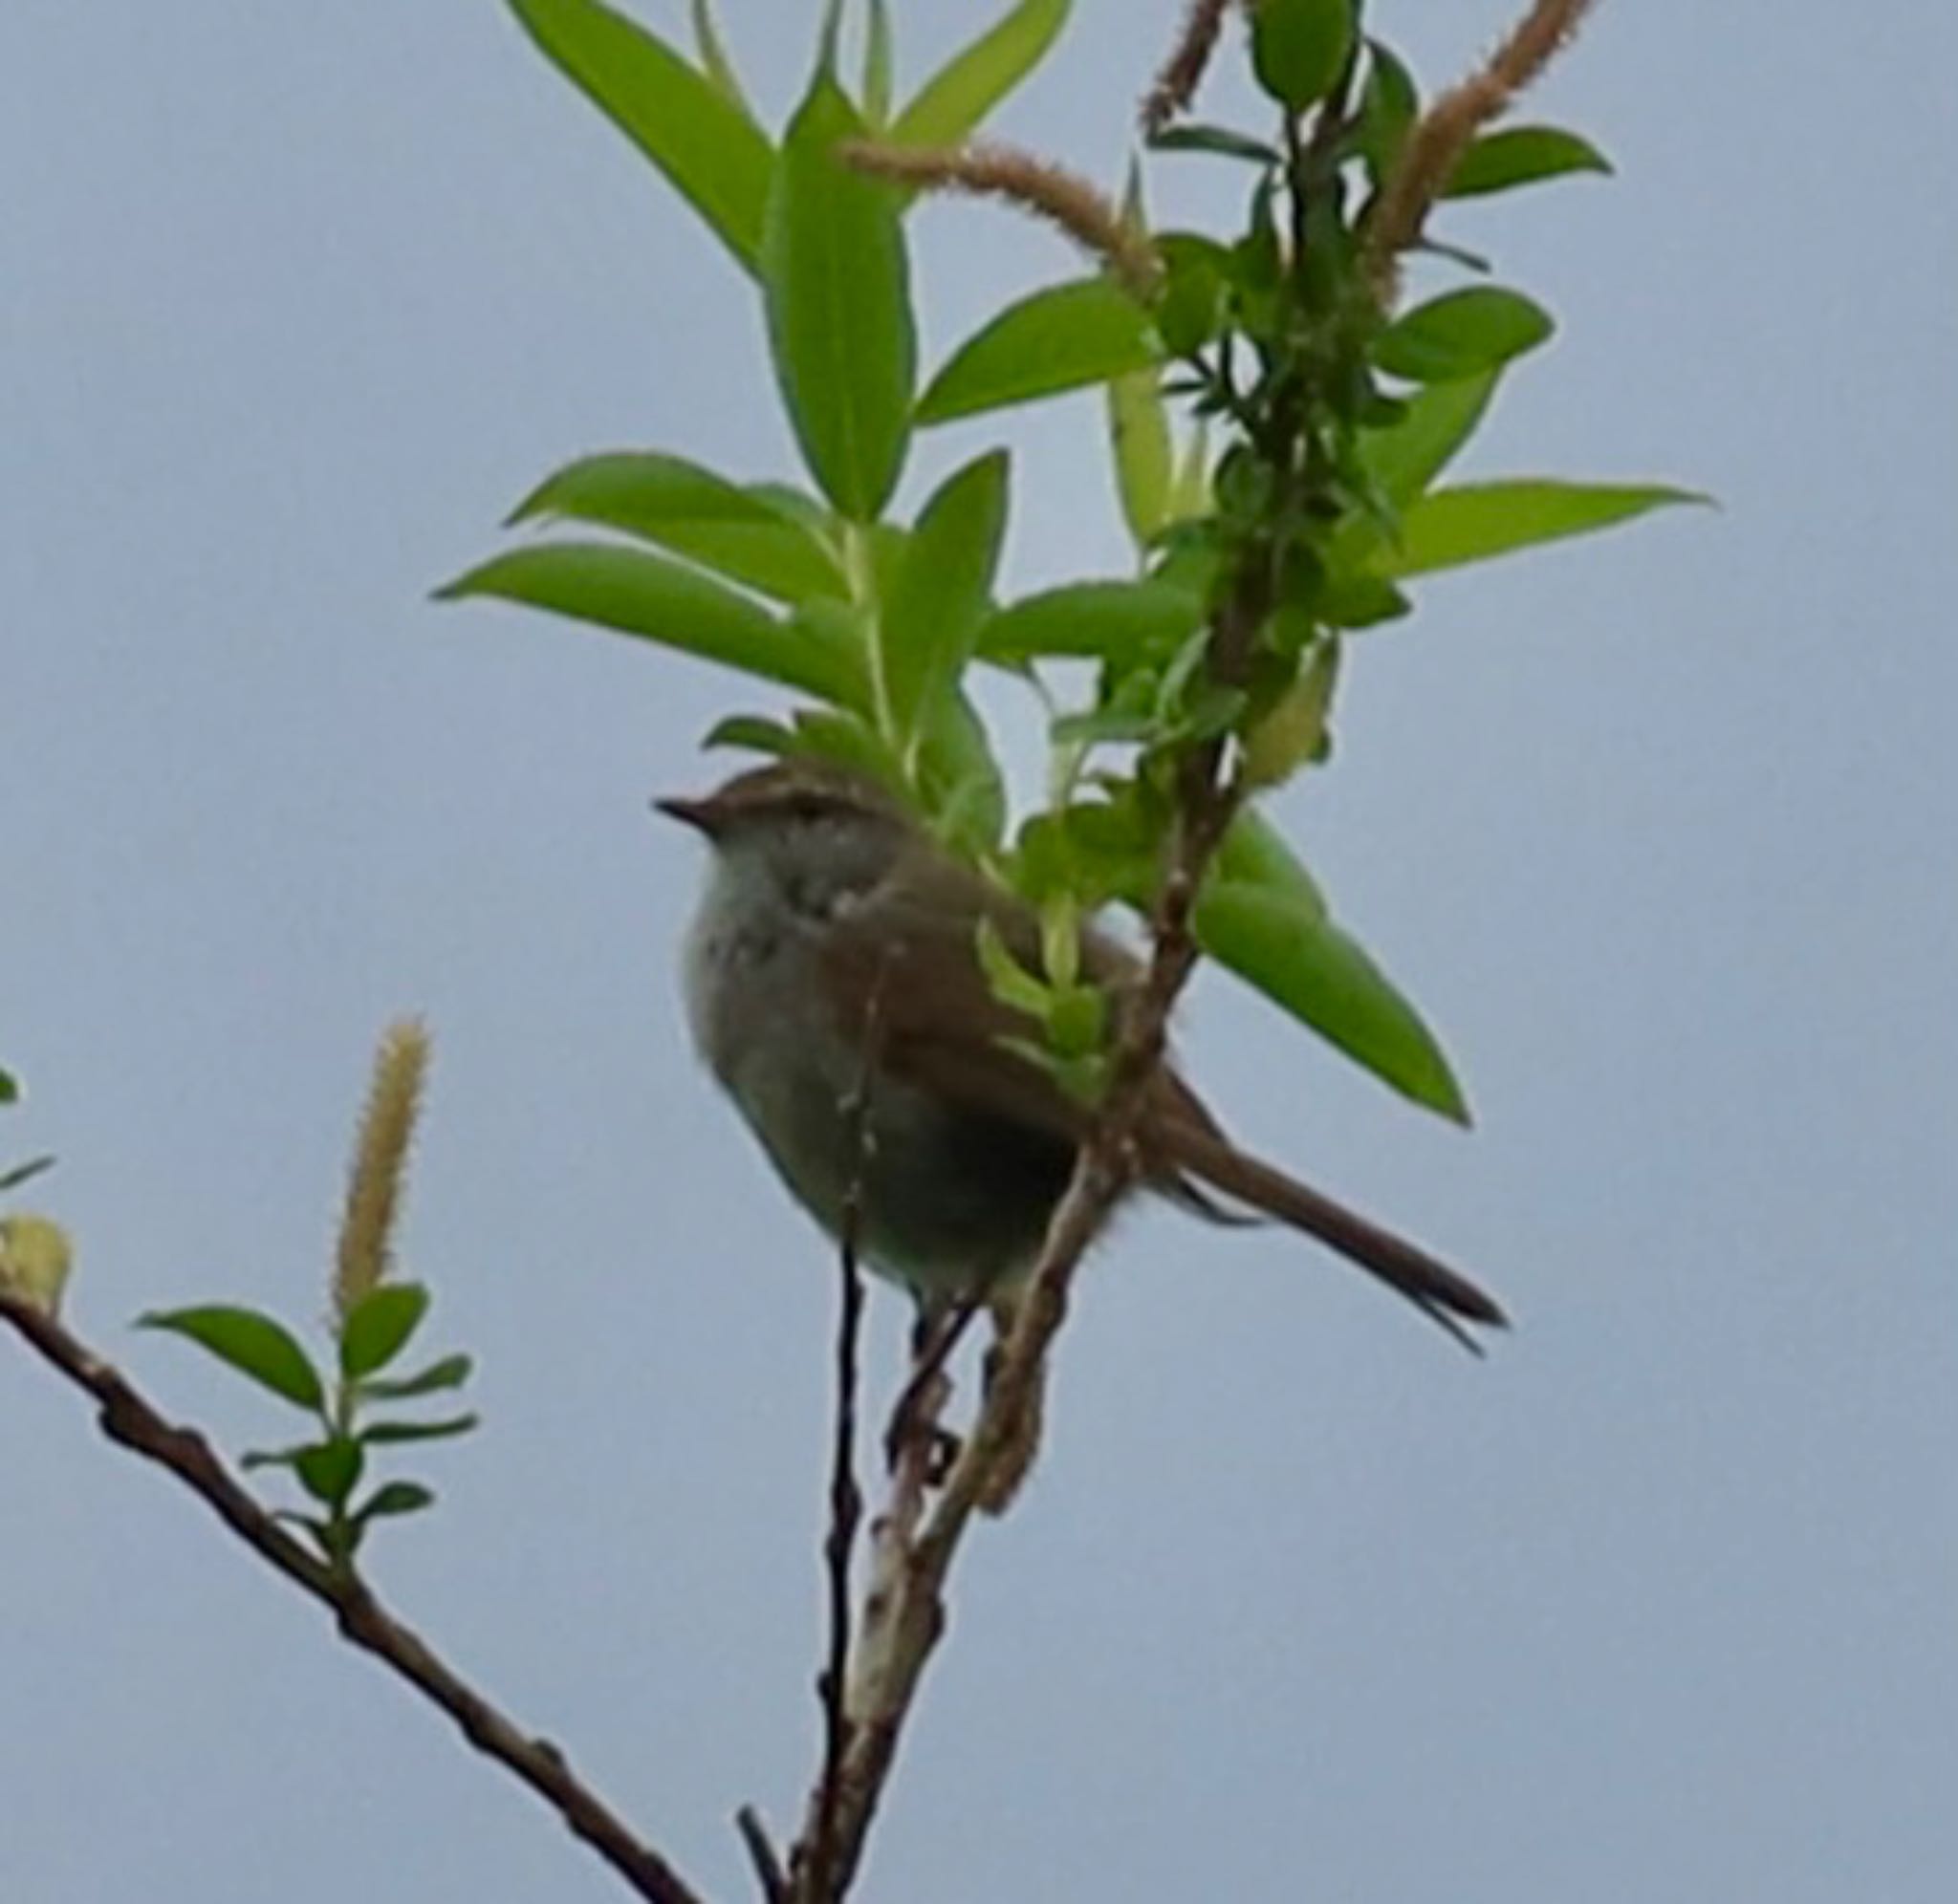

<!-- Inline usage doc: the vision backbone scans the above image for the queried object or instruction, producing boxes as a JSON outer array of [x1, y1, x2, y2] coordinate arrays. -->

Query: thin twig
[[0, 1292, 705, 1904], [792, 956, 891, 1903], [736, 1805, 790, 1904], [794, 547, 1275, 1894]]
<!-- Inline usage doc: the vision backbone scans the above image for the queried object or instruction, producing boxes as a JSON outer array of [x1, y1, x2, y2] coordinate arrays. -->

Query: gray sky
[[5, 3, 1954, 1900]]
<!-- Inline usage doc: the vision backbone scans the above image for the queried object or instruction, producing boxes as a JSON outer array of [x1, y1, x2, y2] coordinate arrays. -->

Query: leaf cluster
[[440, 0, 1696, 1123], [141, 1283, 475, 1571]]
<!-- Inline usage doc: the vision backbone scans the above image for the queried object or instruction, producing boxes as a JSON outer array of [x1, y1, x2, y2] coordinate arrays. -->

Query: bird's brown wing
[[816, 844, 1127, 1144], [820, 847, 1506, 1346]]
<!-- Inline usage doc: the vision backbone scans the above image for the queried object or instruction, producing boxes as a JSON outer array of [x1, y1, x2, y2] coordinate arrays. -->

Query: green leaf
[[1250, 0, 1356, 113], [880, 451, 1009, 748], [705, 713, 799, 757], [1354, 39, 1417, 186], [1050, 706, 1159, 746], [509, 453, 846, 603], [1108, 368, 1175, 550], [889, 0, 1070, 148], [1318, 573, 1411, 628], [1195, 882, 1468, 1121], [1444, 124, 1611, 199], [862, 0, 895, 125], [358, 1352, 474, 1402], [1375, 287, 1554, 383], [1212, 810, 1328, 920], [687, 0, 753, 119], [241, 1442, 311, 1472], [435, 544, 866, 707], [359, 1415, 479, 1446], [1241, 638, 1339, 788], [975, 916, 1050, 1016], [1014, 796, 1156, 907], [0, 1067, 16, 1105], [356, 1481, 437, 1524], [1147, 123, 1282, 164], [338, 1283, 430, 1381], [784, 703, 906, 785], [295, 1437, 365, 1509], [0, 1155, 55, 1195], [919, 692, 1008, 855], [509, 0, 772, 275], [1373, 480, 1708, 578], [1359, 370, 1499, 508], [980, 576, 1203, 664], [1155, 234, 1231, 357], [763, 74, 916, 521], [139, 1306, 325, 1411], [916, 279, 1159, 426], [1167, 419, 1213, 523]]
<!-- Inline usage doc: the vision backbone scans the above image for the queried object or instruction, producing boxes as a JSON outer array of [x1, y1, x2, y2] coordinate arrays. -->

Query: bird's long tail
[[1163, 1125, 1510, 1352]]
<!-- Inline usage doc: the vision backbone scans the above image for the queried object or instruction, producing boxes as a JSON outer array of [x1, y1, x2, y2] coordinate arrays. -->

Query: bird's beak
[[653, 792, 721, 836]]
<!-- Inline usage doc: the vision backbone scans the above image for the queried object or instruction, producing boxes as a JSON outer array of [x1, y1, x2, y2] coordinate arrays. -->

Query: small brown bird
[[661, 759, 1507, 1349]]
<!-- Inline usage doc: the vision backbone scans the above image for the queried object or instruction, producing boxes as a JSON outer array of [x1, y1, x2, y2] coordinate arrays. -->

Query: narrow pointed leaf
[[764, 75, 915, 520], [979, 578, 1202, 663], [889, 0, 1070, 148], [509, 0, 772, 274], [339, 1283, 430, 1381], [917, 279, 1159, 425], [687, 0, 753, 119], [138, 1306, 325, 1411], [1444, 125, 1611, 199], [1359, 370, 1499, 507], [0, 1155, 56, 1195], [862, 0, 895, 125], [705, 714, 799, 757], [1354, 39, 1418, 185], [1374, 480, 1708, 579], [1108, 369, 1174, 550], [1375, 287, 1553, 383], [436, 544, 867, 706], [1147, 124, 1283, 163], [360, 1415, 479, 1446], [1212, 810, 1329, 920], [921, 691, 1007, 853], [1168, 419, 1212, 522], [241, 1442, 313, 1472], [881, 450, 1009, 747], [358, 1353, 474, 1402], [1196, 882, 1468, 1121], [510, 453, 845, 602], [357, 1481, 437, 1523]]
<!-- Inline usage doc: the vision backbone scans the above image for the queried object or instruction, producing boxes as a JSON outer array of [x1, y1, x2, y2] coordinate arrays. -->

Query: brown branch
[[1141, 0, 1234, 138], [788, 963, 886, 1904], [0, 1292, 706, 1904], [791, 551, 1276, 1896], [841, 140, 1162, 300], [805, 1239, 864, 1898], [1364, 0, 1601, 299], [736, 1805, 789, 1904]]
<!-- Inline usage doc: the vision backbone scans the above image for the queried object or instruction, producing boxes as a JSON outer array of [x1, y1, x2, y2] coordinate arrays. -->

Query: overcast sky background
[[5, 4, 1955, 1901]]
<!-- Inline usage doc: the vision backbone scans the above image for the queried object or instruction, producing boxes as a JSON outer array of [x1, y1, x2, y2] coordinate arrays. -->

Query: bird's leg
[[884, 1297, 978, 1479]]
